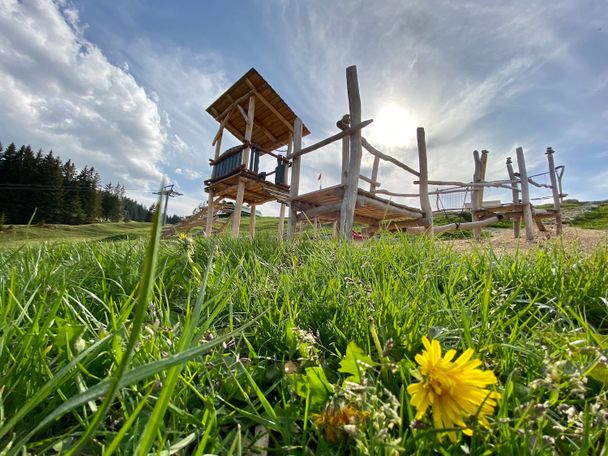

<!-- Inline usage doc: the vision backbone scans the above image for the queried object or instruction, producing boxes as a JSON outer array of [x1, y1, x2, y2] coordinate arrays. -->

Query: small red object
[[351, 230, 364, 241]]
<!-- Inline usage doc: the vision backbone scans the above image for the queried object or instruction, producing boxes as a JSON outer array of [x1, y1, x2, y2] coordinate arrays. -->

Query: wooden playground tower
[[194, 65, 565, 241]]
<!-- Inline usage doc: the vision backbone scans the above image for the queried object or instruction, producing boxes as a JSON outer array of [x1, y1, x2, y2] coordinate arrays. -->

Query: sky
[[0, 0, 606, 216]]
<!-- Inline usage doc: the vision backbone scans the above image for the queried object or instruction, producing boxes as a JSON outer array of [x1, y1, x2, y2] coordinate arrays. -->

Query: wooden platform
[[291, 185, 424, 225], [205, 170, 289, 205]]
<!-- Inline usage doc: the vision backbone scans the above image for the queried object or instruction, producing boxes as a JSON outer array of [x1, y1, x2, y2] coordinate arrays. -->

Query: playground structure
[[175, 65, 565, 241]]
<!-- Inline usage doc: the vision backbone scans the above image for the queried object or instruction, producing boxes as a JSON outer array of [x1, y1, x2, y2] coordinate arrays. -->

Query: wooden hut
[[204, 68, 310, 236]]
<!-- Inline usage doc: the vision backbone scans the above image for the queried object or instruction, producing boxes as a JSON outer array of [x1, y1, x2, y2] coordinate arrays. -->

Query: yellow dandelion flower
[[178, 232, 188, 240], [407, 336, 501, 442]]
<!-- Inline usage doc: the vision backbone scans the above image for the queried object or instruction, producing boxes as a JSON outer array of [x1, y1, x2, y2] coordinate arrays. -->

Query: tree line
[[0, 141, 176, 225]]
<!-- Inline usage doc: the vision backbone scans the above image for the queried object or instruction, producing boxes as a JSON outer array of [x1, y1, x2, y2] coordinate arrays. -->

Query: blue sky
[[0, 0, 606, 215]]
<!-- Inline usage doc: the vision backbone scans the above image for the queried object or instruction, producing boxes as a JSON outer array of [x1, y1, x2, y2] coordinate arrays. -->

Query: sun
[[368, 104, 417, 148]]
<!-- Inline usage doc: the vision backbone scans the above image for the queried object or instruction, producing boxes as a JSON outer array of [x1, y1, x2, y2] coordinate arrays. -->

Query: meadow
[[1, 213, 607, 454]]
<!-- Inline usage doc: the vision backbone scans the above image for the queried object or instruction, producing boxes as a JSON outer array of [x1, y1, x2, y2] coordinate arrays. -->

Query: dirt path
[[445, 226, 608, 255]]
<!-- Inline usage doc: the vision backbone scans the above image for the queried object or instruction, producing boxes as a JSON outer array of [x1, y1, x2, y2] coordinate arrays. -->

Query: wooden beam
[[237, 104, 248, 123], [340, 65, 363, 238], [473, 150, 488, 240], [407, 216, 501, 234], [287, 119, 373, 160], [359, 174, 380, 188], [214, 89, 255, 123], [361, 137, 420, 177], [287, 118, 303, 239], [546, 147, 562, 235], [516, 147, 535, 241], [506, 157, 521, 238], [417, 127, 433, 235], [212, 108, 233, 147]]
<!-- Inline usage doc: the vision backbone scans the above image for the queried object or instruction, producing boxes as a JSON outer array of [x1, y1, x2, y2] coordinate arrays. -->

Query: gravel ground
[[445, 226, 608, 255]]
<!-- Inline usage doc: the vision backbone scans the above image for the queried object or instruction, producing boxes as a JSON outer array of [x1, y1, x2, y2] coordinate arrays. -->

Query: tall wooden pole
[[339, 65, 362, 238], [506, 157, 521, 238], [417, 127, 433, 235], [340, 114, 350, 185], [471, 150, 481, 240], [516, 146, 535, 241], [287, 118, 303, 239], [277, 134, 292, 239], [546, 147, 562, 235], [232, 95, 255, 237]]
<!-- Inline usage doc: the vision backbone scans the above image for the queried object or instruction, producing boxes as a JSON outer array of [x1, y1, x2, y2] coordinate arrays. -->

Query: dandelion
[[407, 337, 501, 442]]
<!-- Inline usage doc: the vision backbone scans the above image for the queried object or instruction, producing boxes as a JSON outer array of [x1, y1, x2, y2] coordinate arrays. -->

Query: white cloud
[[0, 0, 165, 194]]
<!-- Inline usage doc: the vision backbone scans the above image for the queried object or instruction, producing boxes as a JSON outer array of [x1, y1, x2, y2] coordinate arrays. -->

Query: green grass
[[1, 226, 608, 454], [0, 221, 152, 247], [569, 203, 608, 230]]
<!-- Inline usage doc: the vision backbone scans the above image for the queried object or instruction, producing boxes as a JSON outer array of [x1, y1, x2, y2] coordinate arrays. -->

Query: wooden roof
[[206, 68, 310, 152]]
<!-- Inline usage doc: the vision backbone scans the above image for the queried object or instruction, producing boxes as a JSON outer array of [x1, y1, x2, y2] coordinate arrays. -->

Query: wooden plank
[[516, 147, 535, 241], [340, 65, 363, 238], [356, 194, 422, 219], [506, 157, 521, 238], [287, 119, 373, 160], [361, 137, 420, 177], [546, 147, 562, 235], [417, 127, 433, 235], [301, 202, 343, 219], [287, 118, 303, 239]]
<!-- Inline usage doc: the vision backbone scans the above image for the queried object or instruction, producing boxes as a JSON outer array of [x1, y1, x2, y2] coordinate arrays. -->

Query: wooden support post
[[231, 179, 245, 237], [417, 127, 433, 236], [287, 118, 303, 239], [231, 95, 255, 237], [241, 95, 256, 168], [471, 150, 481, 240], [506, 157, 521, 238], [249, 204, 257, 237], [205, 190, 215, 236], [473, 150, 488, 240], [341, 114, 350, 184], [516, 147, 535, 241], [340, 66, 363, 239], [278, 134, 292, 239], [369, 156, 380, 192], [546, 147, 562, 235]]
